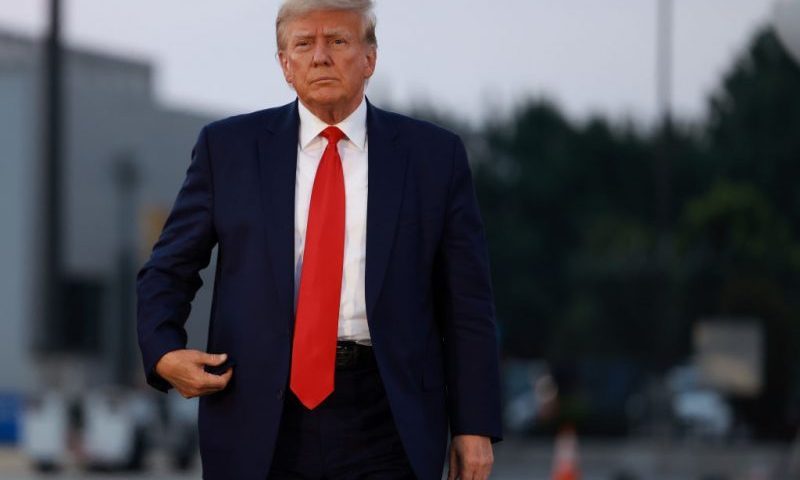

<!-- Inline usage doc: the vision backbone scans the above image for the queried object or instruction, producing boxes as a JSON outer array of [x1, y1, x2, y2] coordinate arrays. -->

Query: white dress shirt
[[293, 97, 371, 345]]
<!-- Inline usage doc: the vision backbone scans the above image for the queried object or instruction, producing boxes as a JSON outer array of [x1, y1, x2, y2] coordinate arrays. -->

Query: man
[[136, 1, 502, 479]]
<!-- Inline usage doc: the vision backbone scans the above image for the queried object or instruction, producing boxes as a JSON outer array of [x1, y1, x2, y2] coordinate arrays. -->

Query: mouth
[[311, 77, 338, 84]]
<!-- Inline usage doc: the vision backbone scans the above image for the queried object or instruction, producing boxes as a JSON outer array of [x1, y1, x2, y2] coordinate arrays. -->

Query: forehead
[[285, 9, 363, 37]]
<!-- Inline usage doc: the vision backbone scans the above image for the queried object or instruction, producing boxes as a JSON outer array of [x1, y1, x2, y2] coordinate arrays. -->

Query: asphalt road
[[0, 437, 791, 480]]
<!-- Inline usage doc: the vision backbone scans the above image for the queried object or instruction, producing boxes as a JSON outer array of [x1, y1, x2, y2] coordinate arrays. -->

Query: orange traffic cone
[[551, 425, 580, 480]]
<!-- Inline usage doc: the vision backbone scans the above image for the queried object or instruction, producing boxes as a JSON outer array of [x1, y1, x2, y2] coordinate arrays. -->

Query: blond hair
[[276, 0, 377, 51]]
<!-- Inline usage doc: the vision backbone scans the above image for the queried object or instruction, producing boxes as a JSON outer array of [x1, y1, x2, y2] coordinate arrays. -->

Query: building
[[0, 28, 220, 394]]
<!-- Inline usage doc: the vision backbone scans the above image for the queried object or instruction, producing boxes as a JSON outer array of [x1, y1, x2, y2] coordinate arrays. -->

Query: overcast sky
[[0, 0, 777, 125]]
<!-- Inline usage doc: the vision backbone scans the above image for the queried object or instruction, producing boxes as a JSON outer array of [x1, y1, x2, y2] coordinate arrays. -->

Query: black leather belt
[[335, 340, 373, 369]]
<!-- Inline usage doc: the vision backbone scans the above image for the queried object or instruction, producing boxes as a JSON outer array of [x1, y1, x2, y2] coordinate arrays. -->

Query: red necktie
[[290, 126, 346, 410]]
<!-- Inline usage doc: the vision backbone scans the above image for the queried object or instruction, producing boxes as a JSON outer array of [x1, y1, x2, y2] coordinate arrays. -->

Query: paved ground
[[0, 437, 791, 479]]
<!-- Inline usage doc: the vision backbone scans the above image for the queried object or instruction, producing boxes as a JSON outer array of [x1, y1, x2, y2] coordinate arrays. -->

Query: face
[[278, 9, 377, 115]]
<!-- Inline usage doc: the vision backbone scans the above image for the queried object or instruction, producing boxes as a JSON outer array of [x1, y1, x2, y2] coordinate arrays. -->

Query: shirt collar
[[297, 96, 367, 151]]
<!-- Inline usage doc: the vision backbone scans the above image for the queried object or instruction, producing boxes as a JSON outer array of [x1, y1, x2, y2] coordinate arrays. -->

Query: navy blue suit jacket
[[136, 99, 503, 480]]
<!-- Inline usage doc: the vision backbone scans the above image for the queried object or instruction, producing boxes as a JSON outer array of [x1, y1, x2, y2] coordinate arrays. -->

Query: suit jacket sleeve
[[136, 126, 218, 393], [437, 135, 503, 442]]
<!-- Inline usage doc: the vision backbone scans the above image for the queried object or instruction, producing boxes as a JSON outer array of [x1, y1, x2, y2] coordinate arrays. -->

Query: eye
[[332, 38, 347, 46]]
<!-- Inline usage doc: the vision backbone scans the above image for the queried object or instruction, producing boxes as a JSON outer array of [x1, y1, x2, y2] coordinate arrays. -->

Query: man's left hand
[[447, 434, 494, 480]]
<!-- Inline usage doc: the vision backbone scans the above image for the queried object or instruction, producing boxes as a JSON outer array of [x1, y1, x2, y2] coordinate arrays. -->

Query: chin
[[307, 91, 346, 107]]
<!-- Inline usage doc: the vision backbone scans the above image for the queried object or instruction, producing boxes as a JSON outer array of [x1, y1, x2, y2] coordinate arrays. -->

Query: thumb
[[203, 352, 227, 366]]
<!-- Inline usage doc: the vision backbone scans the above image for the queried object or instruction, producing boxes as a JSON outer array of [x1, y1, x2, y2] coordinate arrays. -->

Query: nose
[[311, 42, 332, 66]]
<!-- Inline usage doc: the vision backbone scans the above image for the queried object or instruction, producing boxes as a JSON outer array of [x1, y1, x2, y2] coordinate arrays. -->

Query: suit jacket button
[[276, 388, 284, 400]]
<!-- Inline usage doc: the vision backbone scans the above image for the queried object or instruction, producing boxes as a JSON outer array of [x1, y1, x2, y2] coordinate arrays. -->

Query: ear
[[278, 51, 294, 85], [363, 45, 377, 79]]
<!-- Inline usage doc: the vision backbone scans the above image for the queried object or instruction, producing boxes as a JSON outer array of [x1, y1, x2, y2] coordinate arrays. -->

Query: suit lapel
[[257, 100, 299, 328], [365, 100, 409, 325], [255, 99, 408, 331]]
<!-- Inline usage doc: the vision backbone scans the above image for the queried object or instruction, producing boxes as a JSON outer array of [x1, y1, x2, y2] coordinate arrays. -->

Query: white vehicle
[[21, 391, 69, 472], [672, 389, 732, 439]]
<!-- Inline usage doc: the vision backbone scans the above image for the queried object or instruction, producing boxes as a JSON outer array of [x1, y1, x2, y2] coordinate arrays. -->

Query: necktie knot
[[320, 126, 346, 145]]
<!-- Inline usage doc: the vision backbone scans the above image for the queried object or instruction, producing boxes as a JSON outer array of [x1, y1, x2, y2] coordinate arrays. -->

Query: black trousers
[[268, 346, 416, 479]]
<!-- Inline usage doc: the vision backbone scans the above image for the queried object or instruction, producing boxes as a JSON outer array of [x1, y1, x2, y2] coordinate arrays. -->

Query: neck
[[300, 94, 364, 125]]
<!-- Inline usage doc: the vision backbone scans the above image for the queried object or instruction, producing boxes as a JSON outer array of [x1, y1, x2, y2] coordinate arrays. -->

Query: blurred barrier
[[0, 393, 21, 445]]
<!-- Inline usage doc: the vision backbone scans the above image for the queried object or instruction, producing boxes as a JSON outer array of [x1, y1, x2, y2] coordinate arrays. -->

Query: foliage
[[410, 27, 800, 437]]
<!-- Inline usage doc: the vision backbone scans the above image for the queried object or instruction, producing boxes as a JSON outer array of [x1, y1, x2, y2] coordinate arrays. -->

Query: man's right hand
[[155, 349, 233, 398]]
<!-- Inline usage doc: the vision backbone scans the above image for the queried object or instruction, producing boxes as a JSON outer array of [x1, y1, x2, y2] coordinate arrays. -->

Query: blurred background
[[1, 0, 800, 478]]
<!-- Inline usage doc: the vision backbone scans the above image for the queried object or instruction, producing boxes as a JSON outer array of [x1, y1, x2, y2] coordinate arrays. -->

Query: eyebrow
[[321, 28, 352, 38], [290, 29, 353, 41]]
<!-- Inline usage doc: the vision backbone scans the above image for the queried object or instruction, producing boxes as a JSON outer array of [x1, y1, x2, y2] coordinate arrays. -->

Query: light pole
[[111, 154, 140, 386], [655, 0, 673, 233], [653, 0, 675, 373], [40, 0, 65, 352], [657, 0, 673, 124]]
